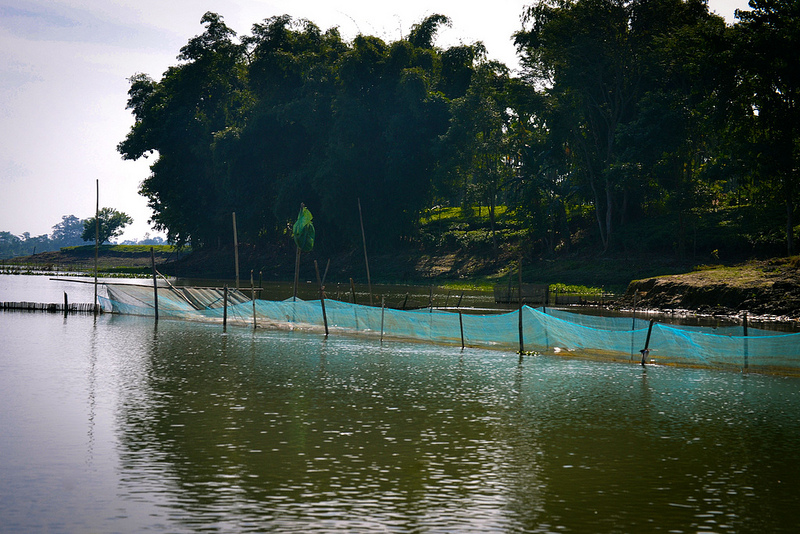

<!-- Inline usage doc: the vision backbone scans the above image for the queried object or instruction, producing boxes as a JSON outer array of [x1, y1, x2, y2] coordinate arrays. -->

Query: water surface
[[2, 276, 800, 532]]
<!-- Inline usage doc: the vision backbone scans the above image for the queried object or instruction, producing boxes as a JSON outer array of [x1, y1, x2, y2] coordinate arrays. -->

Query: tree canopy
[[82, 208, 133, 245], [118, 5, 800, 260]]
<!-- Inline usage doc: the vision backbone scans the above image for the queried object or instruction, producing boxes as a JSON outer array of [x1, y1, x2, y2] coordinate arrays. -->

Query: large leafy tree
[[439, 60, 514, 253], [118, 12, 247, 248], [732, 0, 800, 256], [119, 13, 461, 252], [516, 0, 642, 252], [81, 208, 133, 245], [51, 215, 86, 246], [514, 0, 729, 254]]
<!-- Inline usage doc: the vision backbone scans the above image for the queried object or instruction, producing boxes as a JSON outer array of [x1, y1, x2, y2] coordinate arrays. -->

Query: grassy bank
[[2, 244, 185, 276]]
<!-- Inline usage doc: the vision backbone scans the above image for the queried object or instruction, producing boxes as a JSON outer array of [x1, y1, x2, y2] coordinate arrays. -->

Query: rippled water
[[2, 276, 800, 532]]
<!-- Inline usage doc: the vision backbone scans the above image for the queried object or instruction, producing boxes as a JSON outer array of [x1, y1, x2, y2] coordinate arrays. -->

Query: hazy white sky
[[0, 0, 750, 242]]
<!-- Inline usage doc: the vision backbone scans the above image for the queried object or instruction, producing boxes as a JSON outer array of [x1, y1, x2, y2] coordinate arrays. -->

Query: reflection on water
[[2, 304, 800, 532]]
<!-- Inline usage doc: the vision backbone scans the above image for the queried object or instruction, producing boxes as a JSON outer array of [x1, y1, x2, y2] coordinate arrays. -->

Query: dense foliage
[[118, 2, 800, 260], [0, 215, 85, 259], [81, 207, 134, 245]]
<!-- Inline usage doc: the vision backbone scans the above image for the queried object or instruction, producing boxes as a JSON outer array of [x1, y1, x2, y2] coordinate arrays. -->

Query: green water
[[2, 276, 800, 532]]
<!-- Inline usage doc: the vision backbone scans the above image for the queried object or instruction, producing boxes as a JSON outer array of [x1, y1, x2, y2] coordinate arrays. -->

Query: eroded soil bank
[[617, 259, 800, 320]]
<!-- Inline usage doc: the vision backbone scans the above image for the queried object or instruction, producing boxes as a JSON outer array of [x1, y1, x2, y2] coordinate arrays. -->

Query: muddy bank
[[4, 246, 180, 271], [617, 259, 800, 320]]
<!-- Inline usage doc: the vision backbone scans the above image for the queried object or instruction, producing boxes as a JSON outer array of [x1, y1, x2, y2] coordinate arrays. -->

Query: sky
[[1, 0, 750, 243]]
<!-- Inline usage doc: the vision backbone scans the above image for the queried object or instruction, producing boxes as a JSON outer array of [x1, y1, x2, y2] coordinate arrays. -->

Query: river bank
[[6, 246, 800, 320], [616, 257, 800, 321]]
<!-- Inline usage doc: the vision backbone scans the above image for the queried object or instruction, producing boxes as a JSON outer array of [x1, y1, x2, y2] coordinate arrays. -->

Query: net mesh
[[99, 283, 800, 373]]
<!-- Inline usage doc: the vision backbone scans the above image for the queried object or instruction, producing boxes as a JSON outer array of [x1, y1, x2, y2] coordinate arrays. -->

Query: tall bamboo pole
[[518, 258, 524, 355], [314, 260, 329, 336], [293, 204, 303, 301], [151, 247, 159, 322], [94, 179, 99, 314], [232, 212, 239, 290], [251, 270, 256, 330], [357, 198, 373, 305]]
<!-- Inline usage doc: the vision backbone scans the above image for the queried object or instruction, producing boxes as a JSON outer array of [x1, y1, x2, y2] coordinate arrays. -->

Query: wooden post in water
[[631, 293, 638, 361], [151, 247, 159, 322], [94, 179, 99, 315], [314, 260, 329, 337], [518, 258, 524, 354], [64, 292, 68, 318], [743, 312, 749, 371], [640, 319, 655, 367], [293, 247, 301, 301], [223, 285, 228, 331], [380, 296, 385, 344], [459, 310, 465, 350], [232, 212, 240, 290], [357, 198, 373, 305], [251, 270, 257, 330]]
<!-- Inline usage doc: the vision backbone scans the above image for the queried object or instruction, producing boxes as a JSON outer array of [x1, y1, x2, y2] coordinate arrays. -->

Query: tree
[[515, 0, 640, 252], [82, 208, 133, 245], [439, 60, 514, 253], [732, 0, 800, 256], [118, 12, 248, 248], [51, 215, 85, 246]]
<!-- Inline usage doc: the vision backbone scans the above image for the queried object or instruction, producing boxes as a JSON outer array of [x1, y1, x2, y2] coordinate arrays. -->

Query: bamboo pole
[[293, 246, 301, 301], [223, 285, 228, 331], [459, 310, 465, 350], [640, 319, 655, 366], [380, 296, 385, 344], [743, 312, 749, 371], [251, 270, 256, 330], [151, 247, 159, 322], [94, 179, 99, 315], [518, 258, 524, 354], [232, 212, 239, 290], [357, 198, 373, 305], [314, 260, 329, 336]]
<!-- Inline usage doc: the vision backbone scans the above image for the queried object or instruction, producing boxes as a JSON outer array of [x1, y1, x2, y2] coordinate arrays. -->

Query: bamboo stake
[[151, 247, 158, 322], [640, 319, 655, 366], [293, 246, 301, 301], [251, 270, 256, 330], [380, 296, 385, 344], [314, 260, 329, 336], [232, 212, 239, 290], [743, 312, 749, 371], [357, 198, 373, 305], [223, 285, 228, 331], [518, 258, 524, 354], [459, 310, 465, 350], [94, 179, 99, 315]]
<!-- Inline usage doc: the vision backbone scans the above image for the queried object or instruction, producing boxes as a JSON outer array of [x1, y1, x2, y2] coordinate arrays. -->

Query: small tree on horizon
[[82, 208, 133, 245]]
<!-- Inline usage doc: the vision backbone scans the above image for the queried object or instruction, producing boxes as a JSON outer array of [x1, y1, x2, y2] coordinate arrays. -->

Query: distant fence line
[[493, 283, 616, 307], [1, 261, 97, 275], [1, 301, 101, 314]]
